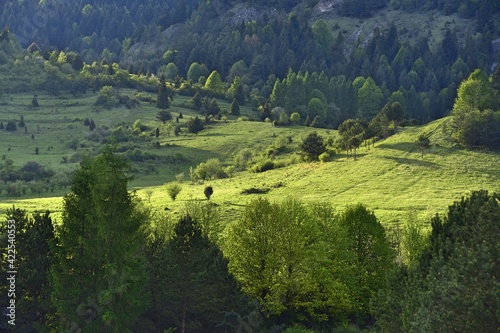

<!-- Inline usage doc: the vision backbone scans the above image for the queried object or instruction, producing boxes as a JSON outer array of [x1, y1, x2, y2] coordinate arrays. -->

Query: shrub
[[251, 159, 275, 173], [165, 182, 182, 201], [204, 186, 213, 200], [319, 151, 330, 162], [5, 120, 16, 131], [240, 187, 269, 195]]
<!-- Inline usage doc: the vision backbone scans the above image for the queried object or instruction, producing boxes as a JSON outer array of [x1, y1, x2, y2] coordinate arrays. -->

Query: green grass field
[[1, 92, 499, 230]]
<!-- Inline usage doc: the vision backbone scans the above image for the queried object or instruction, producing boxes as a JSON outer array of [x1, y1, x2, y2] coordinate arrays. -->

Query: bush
[[251, 159, 275, 173], [165, 182, 182, 201], [5, 120, 16, 131], [195, 158, 224, 180], [319, 151, 330, 162], [240, 187, 269, 194], [204, 186, 213, 200]]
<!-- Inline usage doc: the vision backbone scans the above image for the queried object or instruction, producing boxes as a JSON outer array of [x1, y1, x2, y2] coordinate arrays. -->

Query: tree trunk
[[181, 294, 187, 333]]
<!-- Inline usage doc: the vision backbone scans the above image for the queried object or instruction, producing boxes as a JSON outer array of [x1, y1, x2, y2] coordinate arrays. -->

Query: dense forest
[[0, 0, 499, 126], [0, 0, 499, 332]]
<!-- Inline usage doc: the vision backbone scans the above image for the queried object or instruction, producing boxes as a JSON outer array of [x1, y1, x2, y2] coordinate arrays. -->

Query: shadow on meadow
[[382, 156, 439, 168]]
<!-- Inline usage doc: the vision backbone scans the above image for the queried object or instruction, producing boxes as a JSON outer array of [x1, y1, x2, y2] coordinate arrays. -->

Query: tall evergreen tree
[[0, 208, 57, 332], [147, 214, 245, 333], [51, 147, 150, 332], [156, 75, 170, 109]]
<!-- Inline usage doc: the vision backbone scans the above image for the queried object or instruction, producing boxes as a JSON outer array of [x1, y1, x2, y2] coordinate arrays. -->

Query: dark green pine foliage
[[229, 98, 240, 115], [187, 116, 204, 135], [51, 147, 150, 332], [156, 75, 170, 109], [0, 208, 57, 332], [149, 215, 245, 333], [407, 191, 500, 332]]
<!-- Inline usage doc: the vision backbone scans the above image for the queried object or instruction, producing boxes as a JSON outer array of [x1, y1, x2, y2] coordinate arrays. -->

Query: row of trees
[[1, 149, 497, 332]]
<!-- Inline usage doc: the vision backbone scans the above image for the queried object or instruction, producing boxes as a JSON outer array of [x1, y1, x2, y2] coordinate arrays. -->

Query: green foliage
[[415, 134, 430, 158], [290, 112, 301, 125], [51, 148, 150, 332], [230, 98, 240, 115], [165, 182, 182, 201], [204, 70, 224, 97], [357, 77, 383, 119], [195, 158, 224, 180], [95, 85, 119, 109], [233, 148, 253, 170], [187, 116, 204, 135], [299, 132, 326, 161], [156, 109, 172, 124], [0, 208, 57, 331], [338, 204, 394, 322], [226, 198, 374, 326], [405, 191, 499, 332], [319, 151, 330, 162], [451, 70, 500, 149], [143, 214, 246, 332], [337, 119, 365, 159], [156, 76, 170, 109]]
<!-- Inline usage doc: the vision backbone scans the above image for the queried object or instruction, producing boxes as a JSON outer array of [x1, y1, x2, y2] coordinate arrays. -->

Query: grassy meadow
[[0, 91, 499, 230]]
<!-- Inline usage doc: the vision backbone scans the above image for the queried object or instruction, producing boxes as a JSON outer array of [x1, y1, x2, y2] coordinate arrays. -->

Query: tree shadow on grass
[[377, 142, 416, 153], [383, 156, 439, 168]]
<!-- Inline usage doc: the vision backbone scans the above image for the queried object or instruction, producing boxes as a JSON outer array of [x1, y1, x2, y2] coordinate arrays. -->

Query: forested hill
[[1, 0, 499, 125]]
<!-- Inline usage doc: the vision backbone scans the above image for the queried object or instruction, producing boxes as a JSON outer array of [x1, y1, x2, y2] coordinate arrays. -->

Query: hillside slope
[[2, 117, 498, 228]]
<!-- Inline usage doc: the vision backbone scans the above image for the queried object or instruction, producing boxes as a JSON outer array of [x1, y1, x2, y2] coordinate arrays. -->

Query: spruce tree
[[156, 75, 170, 109], [51, 147, 150, 332], [0, 208, 57, 331], [146, 215, 245, 332], [229, 98, 240, 115]]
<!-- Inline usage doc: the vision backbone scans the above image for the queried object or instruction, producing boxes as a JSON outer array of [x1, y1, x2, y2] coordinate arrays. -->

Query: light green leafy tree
[[204, 70, 225, 97], [226, 198, 356, 325]]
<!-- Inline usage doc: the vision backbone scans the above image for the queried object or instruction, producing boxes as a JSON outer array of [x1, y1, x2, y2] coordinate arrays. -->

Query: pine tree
[[148, 215, 245, 333], [156, 75, 170, 109], [229, 98, 240, 115], [0, 208, 57, 331], [51, 148, 150, 332]]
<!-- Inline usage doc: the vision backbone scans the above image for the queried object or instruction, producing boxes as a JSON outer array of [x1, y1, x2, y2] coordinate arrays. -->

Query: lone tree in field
[[299, 132, 326, 161], [165, 182, 182, 201], [415, 134, 430, 158], [204, 186, 213, 200]]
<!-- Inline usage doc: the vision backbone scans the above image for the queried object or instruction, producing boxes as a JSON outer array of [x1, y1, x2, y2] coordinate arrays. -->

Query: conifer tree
[[51, 147, 150, 332], [156, 75, 170, 109], [147, 215, 245, 333], [0, 208, 57, 331], [229, 98, 240, 115]]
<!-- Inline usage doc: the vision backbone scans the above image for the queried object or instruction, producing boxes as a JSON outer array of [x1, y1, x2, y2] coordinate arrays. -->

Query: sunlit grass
[[1, 93, 499, 230]]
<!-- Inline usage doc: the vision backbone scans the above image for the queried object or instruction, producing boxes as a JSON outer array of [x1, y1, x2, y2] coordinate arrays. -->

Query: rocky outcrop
[[222, 3, 280, 26]]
